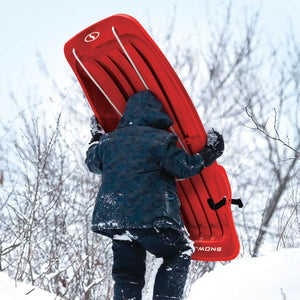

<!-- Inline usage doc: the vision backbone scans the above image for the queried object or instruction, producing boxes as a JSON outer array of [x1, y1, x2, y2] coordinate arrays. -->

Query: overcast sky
[[0, 0, 299, 123]]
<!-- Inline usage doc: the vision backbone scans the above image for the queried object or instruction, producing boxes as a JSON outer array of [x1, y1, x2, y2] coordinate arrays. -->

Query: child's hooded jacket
[[85, 90, 205, 236]]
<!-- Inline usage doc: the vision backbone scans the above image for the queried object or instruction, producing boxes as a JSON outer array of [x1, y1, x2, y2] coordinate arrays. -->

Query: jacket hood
[[118, 90, 174, 129]]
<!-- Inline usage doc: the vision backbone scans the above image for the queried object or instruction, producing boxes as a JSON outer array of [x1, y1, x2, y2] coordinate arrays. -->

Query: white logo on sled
[[195, 246, 222, 252], [84, 32, 100, 42]]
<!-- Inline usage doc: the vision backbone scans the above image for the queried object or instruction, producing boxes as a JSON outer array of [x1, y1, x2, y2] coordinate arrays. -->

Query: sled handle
[[208, 197, 243, 210]]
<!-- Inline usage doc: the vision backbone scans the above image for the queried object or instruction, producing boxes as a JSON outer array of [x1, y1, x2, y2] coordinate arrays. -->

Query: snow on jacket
[[85, 90, 205, 236]]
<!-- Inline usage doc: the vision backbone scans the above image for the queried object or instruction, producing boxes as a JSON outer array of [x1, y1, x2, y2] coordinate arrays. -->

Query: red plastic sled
[[64, 14, 240, 261]]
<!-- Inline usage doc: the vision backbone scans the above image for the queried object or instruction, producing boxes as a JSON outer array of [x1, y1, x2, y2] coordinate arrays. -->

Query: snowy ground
[[1, 248, 299, 299], [0, 272, 56, 300], [189, 248, 300, 300]]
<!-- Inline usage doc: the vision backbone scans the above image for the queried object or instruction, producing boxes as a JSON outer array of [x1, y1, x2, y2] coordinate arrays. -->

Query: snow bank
[[0, 272, 56, 300], [189, 248, 300, 300], [1, 248, 299, 299]]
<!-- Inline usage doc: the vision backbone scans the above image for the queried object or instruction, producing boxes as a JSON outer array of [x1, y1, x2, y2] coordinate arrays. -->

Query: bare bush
[[0, 2, 299, 299]]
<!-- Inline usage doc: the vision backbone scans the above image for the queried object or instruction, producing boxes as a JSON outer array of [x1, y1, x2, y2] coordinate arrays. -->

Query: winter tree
[[0, 2, 299, 299]]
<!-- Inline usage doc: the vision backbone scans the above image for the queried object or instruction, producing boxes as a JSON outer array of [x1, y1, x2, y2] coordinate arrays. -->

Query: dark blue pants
[[111, 228, 193, 300]]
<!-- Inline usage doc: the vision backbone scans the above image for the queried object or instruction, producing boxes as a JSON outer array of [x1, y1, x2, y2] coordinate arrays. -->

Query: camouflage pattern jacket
[[85, 90, 205, 236]]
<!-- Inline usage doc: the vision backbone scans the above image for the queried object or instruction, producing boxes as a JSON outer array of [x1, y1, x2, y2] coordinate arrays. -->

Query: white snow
[[0, 272, 57, 300], [188, 248, 300, 300], [206, 128, 219, 147], [113, 230, 136, 241], [1, 248, 299, 299]]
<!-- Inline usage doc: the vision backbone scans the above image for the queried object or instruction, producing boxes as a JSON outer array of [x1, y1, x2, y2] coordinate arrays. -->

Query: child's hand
[[199, 129, 224, 167], [89, 115, 105, 144]]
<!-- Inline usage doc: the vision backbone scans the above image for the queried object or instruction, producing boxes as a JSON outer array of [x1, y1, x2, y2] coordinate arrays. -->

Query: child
[[86, 90, 224, 300]]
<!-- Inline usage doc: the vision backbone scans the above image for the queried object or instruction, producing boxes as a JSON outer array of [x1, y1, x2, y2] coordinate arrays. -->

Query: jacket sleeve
[[85, 141, 103, 174], [159, 135, 205, 179]]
